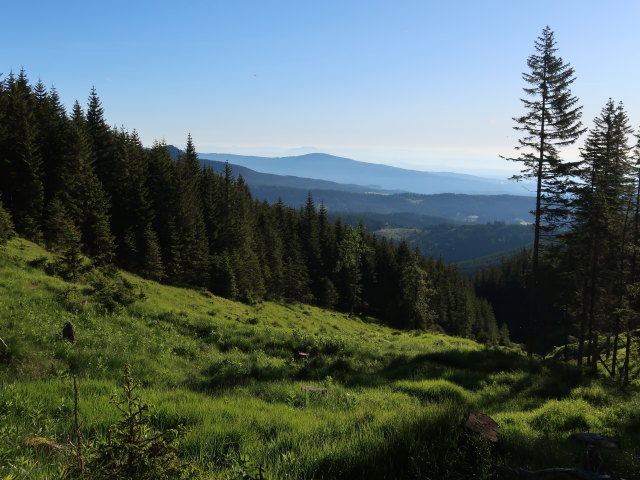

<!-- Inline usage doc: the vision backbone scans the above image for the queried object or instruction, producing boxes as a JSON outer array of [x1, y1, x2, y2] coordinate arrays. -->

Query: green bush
[[86, 266, 144, 311], [86, 364, 199, 480], [0, 201, 15, 246]]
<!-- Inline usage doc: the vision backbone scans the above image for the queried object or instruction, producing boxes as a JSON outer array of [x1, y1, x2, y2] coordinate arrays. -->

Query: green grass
[[1, 238, 639, 479]]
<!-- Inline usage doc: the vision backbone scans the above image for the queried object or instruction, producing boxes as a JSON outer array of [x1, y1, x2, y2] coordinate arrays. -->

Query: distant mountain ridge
[[166, 145, 401, 195], [248, 186, 534, 224], [166, 145, 534, 224], [196, 151, 535, 196]]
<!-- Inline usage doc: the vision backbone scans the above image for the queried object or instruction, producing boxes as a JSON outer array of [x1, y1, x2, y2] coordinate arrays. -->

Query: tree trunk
[[591, 333, 599, 374], [577, 279, 589, 369], [611, 326, 619, 377], [528, 91, 546, 358], [622, 328, 631, 386]]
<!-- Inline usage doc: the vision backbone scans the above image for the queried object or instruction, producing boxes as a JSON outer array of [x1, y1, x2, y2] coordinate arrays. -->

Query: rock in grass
[[463, 411, 499, 442], [301, 385, 327, 393]]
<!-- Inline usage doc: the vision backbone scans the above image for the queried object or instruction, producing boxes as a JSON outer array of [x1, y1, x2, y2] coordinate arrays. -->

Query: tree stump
[[62, 321, 75, 343]]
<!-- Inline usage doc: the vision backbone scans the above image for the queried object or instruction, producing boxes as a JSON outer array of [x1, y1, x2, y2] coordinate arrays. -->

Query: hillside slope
[[1, 239, 638, 479]]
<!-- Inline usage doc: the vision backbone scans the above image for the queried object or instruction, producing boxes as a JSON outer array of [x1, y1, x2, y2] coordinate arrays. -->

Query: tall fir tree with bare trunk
[[504, 27, 585, 355]]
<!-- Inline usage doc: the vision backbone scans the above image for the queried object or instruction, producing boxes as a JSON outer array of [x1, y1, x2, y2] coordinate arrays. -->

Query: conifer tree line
[[0, 70, 502, 343], [480, 27, 640, 380]]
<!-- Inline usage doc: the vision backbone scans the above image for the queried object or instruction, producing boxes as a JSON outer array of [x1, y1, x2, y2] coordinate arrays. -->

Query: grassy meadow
[[1, 238, 639, 479]]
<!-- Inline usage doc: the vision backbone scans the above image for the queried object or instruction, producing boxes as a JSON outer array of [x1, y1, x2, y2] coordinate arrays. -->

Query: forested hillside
[[0, 70, 500, 342], [245, 185, 534, 224], [373, 223, 532, 264]]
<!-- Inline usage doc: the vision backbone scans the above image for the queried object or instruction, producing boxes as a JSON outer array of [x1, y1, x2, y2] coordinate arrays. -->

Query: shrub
[[86, 364, 199, 480], [226, 454, 268, 480], [0, 201, 15, 246], [86, 266, 144, 311]]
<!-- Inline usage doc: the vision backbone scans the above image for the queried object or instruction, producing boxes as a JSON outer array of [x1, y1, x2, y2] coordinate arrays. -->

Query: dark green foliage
[[85, 265, 144, 311], [171, 135, 209, 286], [226, 455, 268, 480], [0, 71, 44, 239], [560, 100, 637, 371], [43, 199, 85, 281], [210, 253, 239, 299], [87, 364, 195, 480], [474, 249, 566, 351], [53, 224, 84, 282], [0, 200, 15, 245], [139, 226, 165, 281], [397, 255, 435, 329], [335, 225, 371, 314], [479, 95, 640, 363]]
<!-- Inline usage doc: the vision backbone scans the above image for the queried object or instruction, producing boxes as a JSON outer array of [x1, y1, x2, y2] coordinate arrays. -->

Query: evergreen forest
[[0, 70, 500, 342]]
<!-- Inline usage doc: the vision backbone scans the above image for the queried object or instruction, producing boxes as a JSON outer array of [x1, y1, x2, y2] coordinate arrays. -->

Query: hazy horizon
[[5, 1, 638, 179], [181, 144, 522, 179]]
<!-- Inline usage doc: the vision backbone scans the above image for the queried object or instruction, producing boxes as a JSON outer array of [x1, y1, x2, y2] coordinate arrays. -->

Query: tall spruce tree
[[86, 87, 117, 192], [564, 100, 634, 370], [173, 135, 209, 286], [147, 141, 180, 279], [397, 253, 435, 330], [505, 27, 585, 355], [0, 71, 44, 238], [336, 225, 371, 315], [65, 102, 115, 264]]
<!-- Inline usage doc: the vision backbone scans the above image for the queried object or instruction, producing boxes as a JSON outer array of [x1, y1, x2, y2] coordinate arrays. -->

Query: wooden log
[[569, 433, 619, 449], [501, 466, 621, 480]]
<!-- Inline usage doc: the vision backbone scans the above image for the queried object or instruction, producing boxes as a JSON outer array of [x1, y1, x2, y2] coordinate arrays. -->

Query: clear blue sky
[[4, 1, 639, 176]]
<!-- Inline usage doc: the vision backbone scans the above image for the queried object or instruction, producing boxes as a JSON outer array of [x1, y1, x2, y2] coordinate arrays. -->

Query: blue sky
[[4, 1, 639, 176]]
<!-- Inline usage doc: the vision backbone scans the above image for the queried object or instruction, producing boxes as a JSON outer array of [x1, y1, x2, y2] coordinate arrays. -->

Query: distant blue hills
[[196, 151, 535, 197], [167, 145, 535, 225]]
